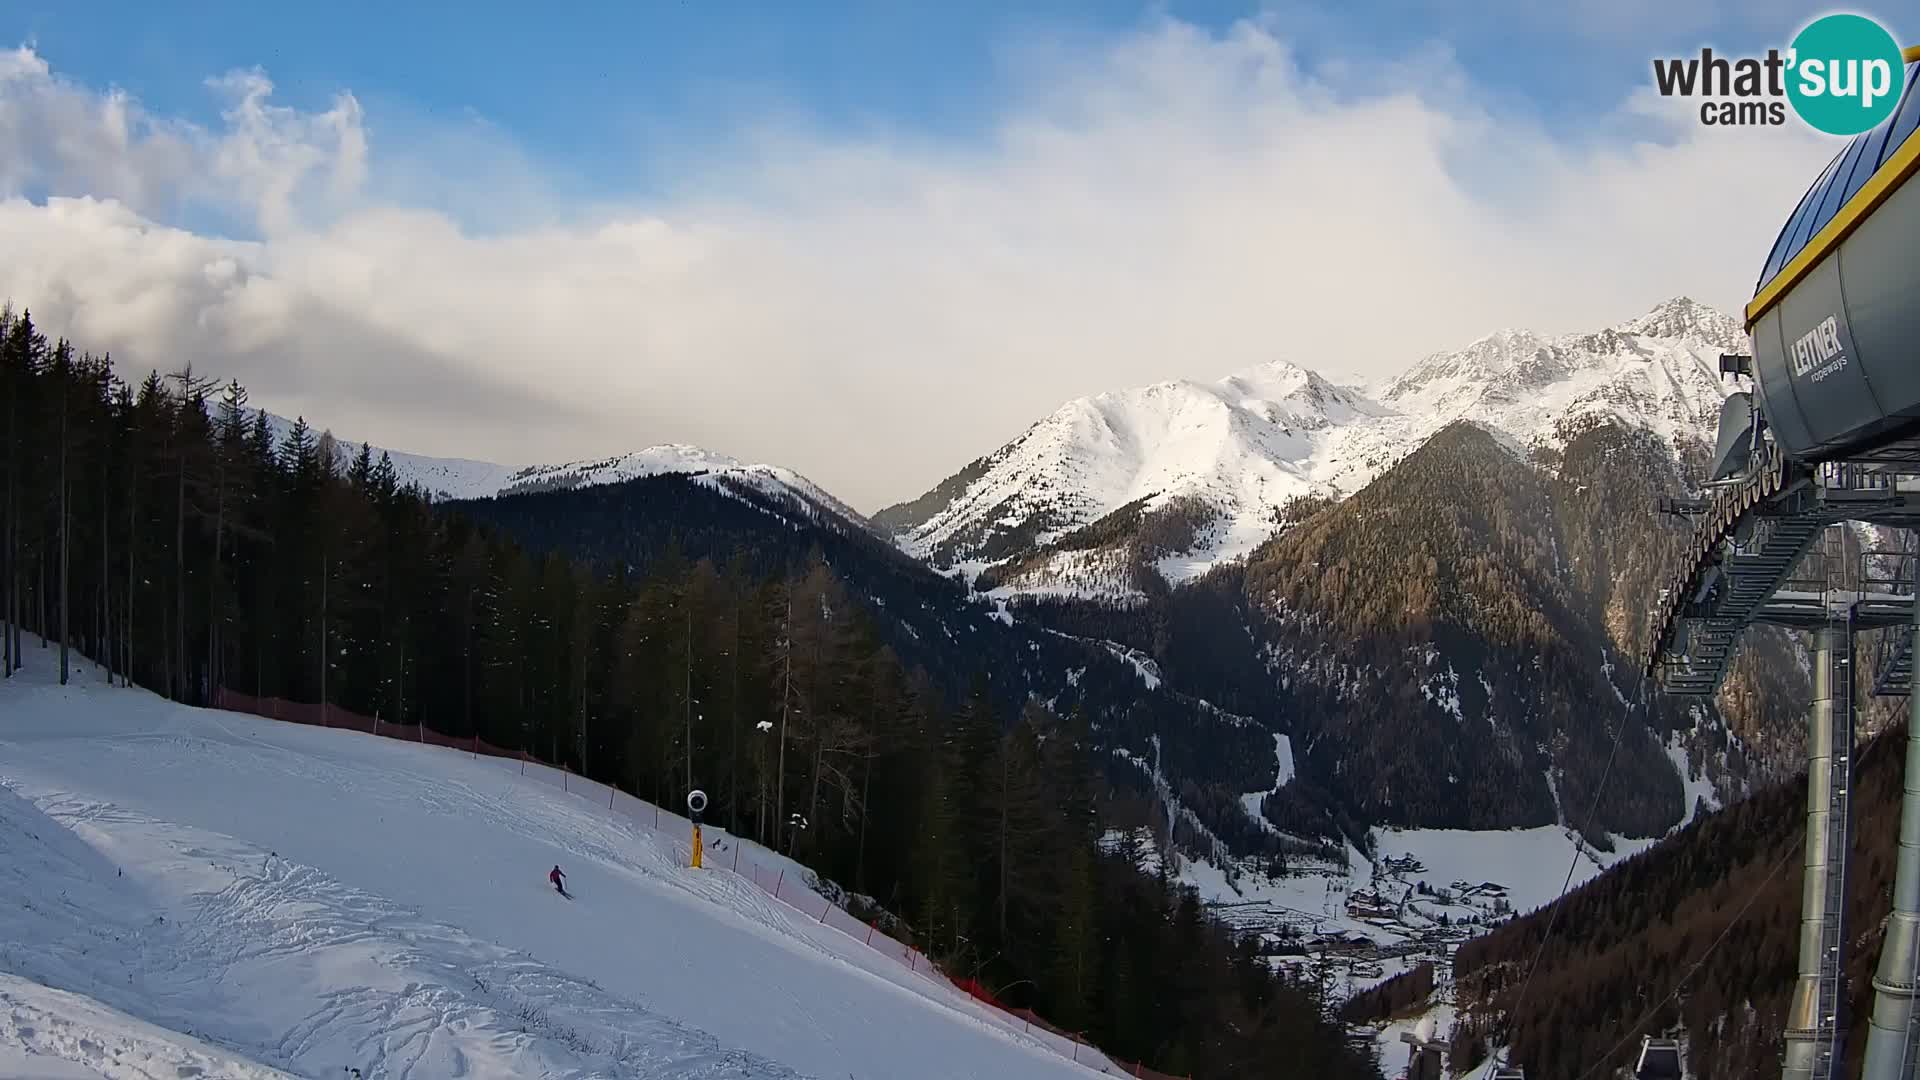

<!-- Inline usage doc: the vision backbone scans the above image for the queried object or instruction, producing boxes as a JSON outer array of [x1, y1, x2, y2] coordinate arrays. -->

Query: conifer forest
[[0, 306, 1378, 1078]]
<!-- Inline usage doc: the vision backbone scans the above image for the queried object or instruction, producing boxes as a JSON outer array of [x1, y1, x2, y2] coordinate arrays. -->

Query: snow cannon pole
[[687, 789, 708, 869]]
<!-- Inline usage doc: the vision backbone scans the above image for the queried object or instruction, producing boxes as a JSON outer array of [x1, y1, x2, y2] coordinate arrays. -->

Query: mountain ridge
[[251, 296, 1773, 860], [264, 411, 869, 531], [882, 296, 1741, 596], [267, 295, 1740, 591]]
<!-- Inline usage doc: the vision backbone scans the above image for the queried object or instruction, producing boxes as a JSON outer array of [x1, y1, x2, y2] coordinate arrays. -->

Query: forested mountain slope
[[1013, 420, 1777, 843], [0, 307, 1376, 1079], [452, 471, 1321, 860], [1243, 421, 1683, 836], [897, 299, 1811, 851], [1440, 723, 1913, 1080]]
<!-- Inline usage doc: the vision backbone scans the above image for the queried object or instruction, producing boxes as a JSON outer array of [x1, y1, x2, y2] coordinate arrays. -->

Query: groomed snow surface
[[0, 660, 1117, 1079]]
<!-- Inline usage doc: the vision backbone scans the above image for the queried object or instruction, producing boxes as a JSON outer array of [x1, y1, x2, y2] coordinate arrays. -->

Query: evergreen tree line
[[0, 307, 1377, 1078], [1339, 961, 1434, 1024], [452, 463, 1299, 890], [997, 418, 1815, 851], [1241, 422, 1687, 840], [1009, 423, 1693, 843], [1447, 723, 1913, 1080]]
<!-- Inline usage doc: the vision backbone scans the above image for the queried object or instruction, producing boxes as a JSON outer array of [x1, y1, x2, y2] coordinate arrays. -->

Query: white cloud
[[0, 47, 364, 234], [0, 22, 1835, 510], [202, 67, 367, 234]]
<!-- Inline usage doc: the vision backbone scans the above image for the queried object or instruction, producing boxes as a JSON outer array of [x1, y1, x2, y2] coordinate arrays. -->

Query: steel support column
[[1864, 593, 1920, 1080], [1785, 622, 1855, 1080]]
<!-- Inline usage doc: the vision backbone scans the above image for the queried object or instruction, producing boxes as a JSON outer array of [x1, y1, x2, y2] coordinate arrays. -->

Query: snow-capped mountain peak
[[497, 444, 870, 528], [1363, 298, 1737, 464], [1217, 360, 1379, 428], [1613, 295, 1745, 350], [498, 444, 752, 493], [262, 415, 867, 530], [882, 298, 1743, 594], [885, 356, 1390, 580], [1380, 328, 1559, 409]]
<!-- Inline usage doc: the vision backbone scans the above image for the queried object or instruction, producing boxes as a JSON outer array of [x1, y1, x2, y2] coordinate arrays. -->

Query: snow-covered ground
[[1182, 826, 1652, 938], [0, 660, 1112, 1079], [1163, 818, 1662, 1019], [264, 412, 519, 503], [0, 972, 298, 1080], [1664, 733, 1723, 830], [1165, 820, 1665, 1075], [1373, 1005, 1456, 1080], [1369, 827, 1657, 917], [1238, 733, 1296, 830]]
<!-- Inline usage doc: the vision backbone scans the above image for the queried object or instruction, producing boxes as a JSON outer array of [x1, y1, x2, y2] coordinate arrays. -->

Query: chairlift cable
[[1571, 840, 1797, 1080], [1495, 699, 1634, 1064]]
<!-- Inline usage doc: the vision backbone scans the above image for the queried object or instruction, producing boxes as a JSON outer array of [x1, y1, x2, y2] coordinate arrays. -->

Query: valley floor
[[0, 657, 1108, 1080], [1154, 786, 1661, 1076]]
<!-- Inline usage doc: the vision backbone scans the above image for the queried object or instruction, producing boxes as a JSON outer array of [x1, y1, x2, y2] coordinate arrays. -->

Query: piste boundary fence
[[210, 689, 1189, 1080]]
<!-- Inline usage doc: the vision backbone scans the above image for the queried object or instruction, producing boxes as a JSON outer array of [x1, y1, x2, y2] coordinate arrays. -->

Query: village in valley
[[1211, 850, 1513, 995], [1101, 826, 1525, 1002]]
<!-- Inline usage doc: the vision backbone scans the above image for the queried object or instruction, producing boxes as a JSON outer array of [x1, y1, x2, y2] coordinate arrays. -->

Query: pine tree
[[2, 310, 49, 676], [372, 452, 398, 503], [50, 339, 76, 684], [349, 442, 374, 492]]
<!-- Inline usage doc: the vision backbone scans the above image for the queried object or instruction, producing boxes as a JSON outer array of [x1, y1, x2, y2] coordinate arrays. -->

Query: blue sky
[[0, 2, 1873, 505], [8, 0, 1870, 207]]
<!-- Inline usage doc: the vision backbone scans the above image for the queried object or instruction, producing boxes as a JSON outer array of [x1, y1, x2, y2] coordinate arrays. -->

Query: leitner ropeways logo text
[[1653, 13, 1907, 134], [1791, 314, 1850, 383]]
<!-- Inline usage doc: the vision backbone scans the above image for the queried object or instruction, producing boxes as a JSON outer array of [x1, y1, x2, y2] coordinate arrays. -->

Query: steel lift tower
[[1645, 54, 1920, 1080]]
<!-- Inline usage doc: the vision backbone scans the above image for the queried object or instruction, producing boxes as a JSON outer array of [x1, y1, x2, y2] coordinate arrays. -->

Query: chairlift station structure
[[1645, 52, 1920, 1080]]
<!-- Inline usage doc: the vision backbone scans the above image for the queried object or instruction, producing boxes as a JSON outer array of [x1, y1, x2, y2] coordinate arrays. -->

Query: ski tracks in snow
[[3, 676, 1107, 1079], [139, 718, 805, 942], [1, 781, 806, 1080], [0, 971, 300, 1079]]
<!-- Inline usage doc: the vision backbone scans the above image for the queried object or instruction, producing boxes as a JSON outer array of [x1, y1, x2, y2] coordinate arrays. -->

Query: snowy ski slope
[[0, 660, 1113, 1079]]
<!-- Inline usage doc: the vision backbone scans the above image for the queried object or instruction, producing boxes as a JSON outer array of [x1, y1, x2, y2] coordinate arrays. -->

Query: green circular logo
[[1787, 14, 1907, 135]]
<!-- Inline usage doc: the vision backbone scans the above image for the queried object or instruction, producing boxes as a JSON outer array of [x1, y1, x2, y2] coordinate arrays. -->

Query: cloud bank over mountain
[[0, 20, 1830, 509]]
